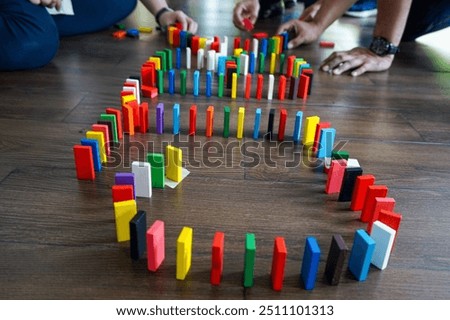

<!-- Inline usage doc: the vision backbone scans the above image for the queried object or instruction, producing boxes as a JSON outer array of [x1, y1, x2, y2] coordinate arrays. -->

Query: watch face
[[371, 38, 389, 56]]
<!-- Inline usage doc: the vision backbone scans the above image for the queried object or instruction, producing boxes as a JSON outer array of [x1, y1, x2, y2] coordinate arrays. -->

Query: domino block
[[277, 75, 287, 100], [92, 124, 110, 156], [217, 73, 224, 98], [233, 37, 241, 50], [130, 210, 147, 260], [240, 53, 249, 76], [298, 73, 310, 99], [73, 145, 95, 180], [206, 71, 212, 97], [249, 52, 256, 74], [332, 149, 350, 160], [370, 221, 396, 270], [164, 48, 173, 70], [293, 111, 303, 144], [173, 103, 180, 135], [256, 74, 263, 100], [271, 236, 287, 291], [317, 128, 336, 158], [244, 74, 252, 99], [168, 69, 175, 94], [112, 185, 134, 203], [131, 161, 152, 198], [367, 197, 396, 233], [223, 106, 230, 138], [189, 105, 197, 135], [324, 235, 348, 285], [115, 172, 136, 198], [113, 199, 137, 242], [320, 41, 335, 48], [176, 226, 193, 280], [139, 102, 149, 134], [191, 35, 199, 54], [243, 233, 256, 288], [302, 115, 320, 147], [180, 69, 187, 95], [206, 106, 214, 137], [267, 74, 274, 100], [302, 68, 314, 95], [121, 104, 134, 136], [266, 108, 275, 140], [270, 52, 276, 74], [300, 236, 321, 290], [86, 131, 107, 163], [258, 52, 265, 74], [193, 70, 200, 96], [360, 185, 388, 222], [80, 138, 101, 172], [100, 114, 118, 143], [348, 229, 375, 281], [259, 38, 268, 56], [147, 220, 165, 272], [186, 47, 191, 69], [106, 108, 123, 139], [243, 18, 254, 31], [350, 175, 376, 211], [286, 55, 295, 78], [176, 47, 181, 69], [210, 231, 225, 286], [154, 50, 167, 71], [325, 159, 347, 194], [253, 108, 261, 140], [278, 108, 287, 142], [279, 53, 285, 74], [197, 48, 204, 69], [338, 167, 363, 202], [166, 145, 182, 182], [157, 69, 164, 93], [146, 153, 165, 189], [313, 122, 331, 153], [288, 76, 299, 100], [231, 72, 238, 99], [237, 107, 245, 139], [156, 103, 164, 134], [378, 209, 403, 250]]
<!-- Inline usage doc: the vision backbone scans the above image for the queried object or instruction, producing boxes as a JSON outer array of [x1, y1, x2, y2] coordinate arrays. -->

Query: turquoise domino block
[[293, 111, 303, 144], [173, 103, 180, 135], [300, 236, 321, 290], [348, 229, 376, 281], [253, 108, 261, 140], [317, 128, 336, 158]]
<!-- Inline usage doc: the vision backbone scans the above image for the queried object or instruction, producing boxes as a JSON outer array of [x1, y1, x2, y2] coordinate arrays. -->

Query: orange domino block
[[278, 108, 287, 142], [125, 99, 140, 130], [350, 175, 375, 211], [106, 108, 123, 140], [367, 197, 396, 233], [73, 145, 95, 180], [210, 231, 225, 286], [91, 124, 110, 156], [189, 105, 197, 136], [277, 75, 286, 100], [286, 55, 295, 78], [112, 185, 134, 203], [139, 102, 149, 133], [206, 106, 214, 137], [271, 236, 287, 291], [122, 104, 134, 135], [313, 122, 331, 153], [256, 74, 263, 100], [360, 185, 388, 222], [325, 159, 347, 194]]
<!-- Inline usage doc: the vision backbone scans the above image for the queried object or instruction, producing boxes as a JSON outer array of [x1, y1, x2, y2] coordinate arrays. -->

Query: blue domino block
[[218, 56, 227, 75], [253, 108, 261, 140], [80, 138, 101, 172], [249, 52, 255, 74], [206, 71, 212, 97], [193, 70, 200, 96], [281, 31, 289, 51], [348, 229, 376, 281], [180, 31, 187, 49], [317, 128, 336, 158], [293, 111, 303, 144], [176, 48, 181, 69], [173, 103, 180, 135], [168, 69, 175, 95], [260, 38, 268, 57], [156, 103, 164, 135], [300, 236, 321, 290]]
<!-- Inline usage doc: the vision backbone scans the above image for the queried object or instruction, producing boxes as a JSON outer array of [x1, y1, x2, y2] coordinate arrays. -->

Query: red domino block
[[122, 104, 135, 135], [320, 41, 335, 48], [191, 36, 200, 54], [106, 108, 123, 140], [271, 236, 287, 291], [234, 37, 241, 50], [211, 41, 220, 52], [252, 32, 268, 40], [125, 99, 140, 130], [286, 55, 296, 78], [174, 22, 183, 30], [277, 75, 287, 100], [243, 38, 251, 52], [245, 74, 252, 99], [141, 85, 158, 98], [139, 102, 149, 134], [173, 28, 180, 47], [350, 175, 375, 211], [256, 74, 263, 100], [210, 231, 225, 286], [378, 209, 403, 250], [367, 197, 396, 233], [92, 124, 110, 156], [73, 145, 95, 180], [297, 73, 310, 99], [112, 185, 134, 203], [325, 159, 347, 194], [313, 122, 331, 153], [278, 108, 287, 142], [189, 105, 197, 135], [142, 61, 156, 87], [302, 68, 314, 95], [147, 220, 165, 272], [206, 106, 214, 137], [243, 18, 254, 32], [360, 185, 388, 222]]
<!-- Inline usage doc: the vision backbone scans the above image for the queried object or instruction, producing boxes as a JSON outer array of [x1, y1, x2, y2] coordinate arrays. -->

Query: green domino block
[[279, 53, 285, 74], [99, 114, 118, 143], [155, 51, 167, 72], [331, 150, 350, 160], [164, 48, 173, 70], [147, 153, 165, 189], [268, 38, 275, 55], [157, 69, 164, 94], [218, 73, 224, 98], [293, 58, 305, 77], [243, 233, 256, 288], [258, 53, 265, 74], [223, 106, 230, 138], [180, 69, 187, 96]]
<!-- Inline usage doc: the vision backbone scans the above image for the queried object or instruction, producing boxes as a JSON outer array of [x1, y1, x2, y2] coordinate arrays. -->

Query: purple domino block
[[156, 103, 164, 134], [115, 172, 136, 199]]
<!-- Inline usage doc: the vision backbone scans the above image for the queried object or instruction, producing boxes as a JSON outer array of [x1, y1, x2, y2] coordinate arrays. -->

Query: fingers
[[162, 11, 198, 34]]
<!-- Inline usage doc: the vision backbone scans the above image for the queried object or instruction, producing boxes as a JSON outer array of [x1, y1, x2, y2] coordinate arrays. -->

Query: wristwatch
[[369, 37, 400, 56]]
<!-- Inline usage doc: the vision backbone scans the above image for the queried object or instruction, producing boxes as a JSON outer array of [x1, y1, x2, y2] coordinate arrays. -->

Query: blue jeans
[[0, 0, 137, 71]]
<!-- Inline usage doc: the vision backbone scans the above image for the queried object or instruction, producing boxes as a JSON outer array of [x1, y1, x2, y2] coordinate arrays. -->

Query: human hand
[[276, 19, 322, 49], [233, 0, 260, 31], [28, 0, 61, 10], [159, 10, 198, 34], [299, 1, 322, 22], [320, 47, 395, 76]]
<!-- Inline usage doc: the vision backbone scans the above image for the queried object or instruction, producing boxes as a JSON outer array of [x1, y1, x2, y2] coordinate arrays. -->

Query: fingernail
[[288, 43, 294, 49], [322, 65, 329, 71], [351, 71, 358, 77]]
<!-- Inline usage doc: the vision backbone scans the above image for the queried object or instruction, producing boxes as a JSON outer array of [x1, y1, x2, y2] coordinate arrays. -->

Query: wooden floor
[[0, 1, 449, 300]]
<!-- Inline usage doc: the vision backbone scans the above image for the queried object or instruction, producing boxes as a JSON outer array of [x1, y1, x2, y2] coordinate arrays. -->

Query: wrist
[[155, 7, 173, 26], [369, 36, 400, 56]]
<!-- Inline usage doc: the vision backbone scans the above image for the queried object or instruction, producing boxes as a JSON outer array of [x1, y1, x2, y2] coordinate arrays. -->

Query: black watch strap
[[155, 7, 173, 26]]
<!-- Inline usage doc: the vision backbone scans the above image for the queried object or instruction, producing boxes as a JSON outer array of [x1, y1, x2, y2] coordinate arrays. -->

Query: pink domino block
[[367, 197, 396, 233], [91, 124, 110, 156], [147, 220, 165, 272], [325, 159, 347, 194]]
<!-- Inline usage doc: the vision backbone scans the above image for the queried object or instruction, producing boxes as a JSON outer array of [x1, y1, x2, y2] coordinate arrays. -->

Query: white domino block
[[131, 161, 152, 198], [186, 47, 191, 69], [370, 221, 396, 270], [197, 48, 204, 70], [240, 53, 249, 76], [267, 74, 275, 100]]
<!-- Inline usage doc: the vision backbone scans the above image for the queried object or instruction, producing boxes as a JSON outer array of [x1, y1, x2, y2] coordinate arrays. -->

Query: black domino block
[[288, 76, 299, 100], [266, 108, 275, 140], [338, 167, 363, 202], [324, 234, 348, 285], [130, 210, 147, 261]]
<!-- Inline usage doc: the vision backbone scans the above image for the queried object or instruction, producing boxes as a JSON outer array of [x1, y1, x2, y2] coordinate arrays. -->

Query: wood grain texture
[[0, 1, 449, 299]]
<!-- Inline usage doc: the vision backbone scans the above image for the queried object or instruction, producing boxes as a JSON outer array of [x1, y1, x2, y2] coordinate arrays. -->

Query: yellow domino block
[[166, 145, 182, 182], [234, 48, 243, 57], [167, 26, 176, 45], [86, 130, 107, 163], [138, 26, 153, 33], [113, 200, 137, 242], [231, 72, 237, 99], [293, 60, 306, 77], [176, 226, 193, 280], [302, 115, 320, 147], [237, 107, 245, 139], [199, 37, 207, 49], [148, 57, 161, 70], [270, 52, 276, 74]]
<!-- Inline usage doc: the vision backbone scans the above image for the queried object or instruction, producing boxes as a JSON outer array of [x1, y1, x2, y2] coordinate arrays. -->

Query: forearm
[[139, 0, 170, 16], [311, 0, 356, 31], [373, 0, 412, 45]]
